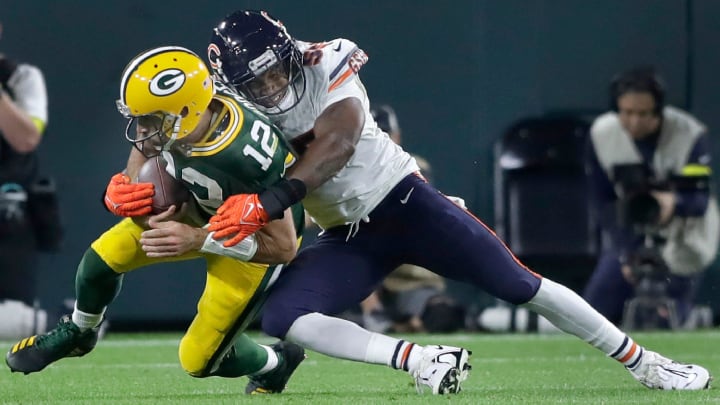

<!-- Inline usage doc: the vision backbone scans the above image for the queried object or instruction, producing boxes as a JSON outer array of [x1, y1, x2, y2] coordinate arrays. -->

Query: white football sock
[[253, 344, 280, 375], [72, 302, 105, 331], [285, 312, 420, 370], [522, 278, 635, 357]]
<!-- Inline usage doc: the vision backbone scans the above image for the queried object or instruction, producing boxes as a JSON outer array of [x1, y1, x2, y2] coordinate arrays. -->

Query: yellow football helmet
[[116, 46, 214, 156]]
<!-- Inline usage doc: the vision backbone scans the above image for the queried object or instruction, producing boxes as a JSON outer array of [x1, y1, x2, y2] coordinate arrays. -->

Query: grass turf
[[2, 330, 719, 404]]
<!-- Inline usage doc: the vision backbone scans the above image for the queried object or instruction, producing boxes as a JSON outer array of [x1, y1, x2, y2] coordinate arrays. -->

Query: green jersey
[[162, 82, 304, 235]]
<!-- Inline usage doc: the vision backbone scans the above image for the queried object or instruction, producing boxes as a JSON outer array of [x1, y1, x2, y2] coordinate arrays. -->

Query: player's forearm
[[287, 97, 364, 191], [0, 91, 42, 153], [287, 135, 355, 191], [259, 99, 363, 220], [251, 209, 298, 263]]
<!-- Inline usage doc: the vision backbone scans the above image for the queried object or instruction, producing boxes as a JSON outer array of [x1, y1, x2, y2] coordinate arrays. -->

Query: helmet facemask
[[117, 103, 182, 158], [232, 46, 306, 115], [208, 10, 306, 115]]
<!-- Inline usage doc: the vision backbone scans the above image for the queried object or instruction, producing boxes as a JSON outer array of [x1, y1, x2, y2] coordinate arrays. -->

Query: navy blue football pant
[[583, 252, 700, 325], [262, 173, 542, 338]]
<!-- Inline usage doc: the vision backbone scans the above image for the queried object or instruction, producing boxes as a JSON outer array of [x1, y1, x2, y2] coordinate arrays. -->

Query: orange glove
[[103, 173, 155, 217], [208, 194, 270, 247]]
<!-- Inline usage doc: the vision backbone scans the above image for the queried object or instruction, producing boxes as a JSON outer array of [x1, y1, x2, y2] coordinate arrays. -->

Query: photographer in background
[[0, 22, 53, 339], [583, 66, 719, 328]]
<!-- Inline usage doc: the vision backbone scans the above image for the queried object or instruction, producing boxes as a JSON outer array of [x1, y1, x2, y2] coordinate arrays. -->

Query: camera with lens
[[612, 164, 663, 230], [613, 163, 710, 329]]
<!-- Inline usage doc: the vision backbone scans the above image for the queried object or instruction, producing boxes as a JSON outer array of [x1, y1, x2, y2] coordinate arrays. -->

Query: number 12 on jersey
[[243, 119, 277, 171]]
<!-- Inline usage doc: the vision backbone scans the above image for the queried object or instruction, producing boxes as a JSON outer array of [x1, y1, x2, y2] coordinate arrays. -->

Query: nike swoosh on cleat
[[400, 187, 415, 204]]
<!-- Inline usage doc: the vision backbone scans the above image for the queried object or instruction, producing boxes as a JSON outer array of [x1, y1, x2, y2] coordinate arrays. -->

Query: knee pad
[[178, 334, 211, 377]]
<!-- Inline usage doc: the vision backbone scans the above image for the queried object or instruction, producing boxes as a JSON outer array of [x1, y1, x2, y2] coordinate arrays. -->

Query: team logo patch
[[149, 69, 185, 96], [207, 43, 221, 70]]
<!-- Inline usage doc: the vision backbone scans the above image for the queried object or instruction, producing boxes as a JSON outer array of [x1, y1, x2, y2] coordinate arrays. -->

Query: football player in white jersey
[[206, 10, 712, 392]]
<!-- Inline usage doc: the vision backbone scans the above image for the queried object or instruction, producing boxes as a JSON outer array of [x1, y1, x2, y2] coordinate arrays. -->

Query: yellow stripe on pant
[[91, 218, 271, 376]]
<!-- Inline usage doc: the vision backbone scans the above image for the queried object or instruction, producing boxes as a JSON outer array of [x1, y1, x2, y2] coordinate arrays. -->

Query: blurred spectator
[[0, 22, 56, 339], [358, 104, 465, 333], [583, 66, 719, 329]]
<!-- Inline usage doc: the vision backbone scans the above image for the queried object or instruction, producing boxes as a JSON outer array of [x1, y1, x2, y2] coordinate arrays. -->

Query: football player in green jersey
[[6, 46, 305, 394]]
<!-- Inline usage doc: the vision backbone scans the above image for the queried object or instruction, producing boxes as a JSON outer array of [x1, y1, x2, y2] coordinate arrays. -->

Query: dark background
[[2, 0, 719, 325]]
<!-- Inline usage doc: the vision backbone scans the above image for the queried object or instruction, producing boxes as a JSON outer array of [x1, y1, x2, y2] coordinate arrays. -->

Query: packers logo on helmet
[[117, 46, 214, 157], [149, 69, 186, 96]]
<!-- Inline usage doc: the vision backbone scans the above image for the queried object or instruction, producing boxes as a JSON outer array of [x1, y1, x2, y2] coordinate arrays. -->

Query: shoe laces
[[35, 318, 79, 349]]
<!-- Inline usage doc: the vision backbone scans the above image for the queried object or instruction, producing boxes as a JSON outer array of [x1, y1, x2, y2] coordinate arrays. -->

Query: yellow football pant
[[90, 218, 277, 376]]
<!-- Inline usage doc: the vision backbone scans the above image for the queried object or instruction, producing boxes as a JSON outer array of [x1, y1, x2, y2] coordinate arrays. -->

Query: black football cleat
[[6, 315, 100, 374]]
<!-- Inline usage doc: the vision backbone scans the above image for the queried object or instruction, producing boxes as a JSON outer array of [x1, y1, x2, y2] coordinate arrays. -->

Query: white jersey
[[269, 39, 419, 229]]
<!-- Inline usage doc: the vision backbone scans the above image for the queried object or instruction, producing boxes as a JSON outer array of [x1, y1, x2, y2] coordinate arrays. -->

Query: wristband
[[258, 178, 307, 220], [200, 231, 258, 261]]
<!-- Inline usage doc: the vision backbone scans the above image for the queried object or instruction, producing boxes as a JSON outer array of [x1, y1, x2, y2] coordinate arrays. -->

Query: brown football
[[136, 156, 190, 214]]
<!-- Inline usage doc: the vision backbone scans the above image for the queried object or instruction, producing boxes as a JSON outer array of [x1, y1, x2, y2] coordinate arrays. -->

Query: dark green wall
[[2, 0, 719, 322]]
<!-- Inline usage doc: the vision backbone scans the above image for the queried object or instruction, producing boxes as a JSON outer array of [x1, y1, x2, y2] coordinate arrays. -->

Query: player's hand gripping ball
[[136, 157, 191, 214]]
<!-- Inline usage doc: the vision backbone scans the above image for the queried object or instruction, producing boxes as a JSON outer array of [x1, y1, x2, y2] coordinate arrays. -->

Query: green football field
[[2, 330, 719, 404]]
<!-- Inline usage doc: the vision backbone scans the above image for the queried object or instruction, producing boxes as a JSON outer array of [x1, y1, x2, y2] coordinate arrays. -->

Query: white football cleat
[[413, 345, 471, 394], [629, 350, 711, 390]]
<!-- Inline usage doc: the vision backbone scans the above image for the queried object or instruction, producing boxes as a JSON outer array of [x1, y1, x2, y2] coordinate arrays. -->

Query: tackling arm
[[256, 97, 365, 221], [287, 97, 364, 191], [208, 97, 365, 245]]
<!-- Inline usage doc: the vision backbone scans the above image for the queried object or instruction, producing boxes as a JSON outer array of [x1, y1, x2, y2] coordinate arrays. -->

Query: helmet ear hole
[[180, 106, 189, 118]]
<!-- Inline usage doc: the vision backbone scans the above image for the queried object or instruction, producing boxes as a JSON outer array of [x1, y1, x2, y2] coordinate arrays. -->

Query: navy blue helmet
[[208, 10, 306, 114]]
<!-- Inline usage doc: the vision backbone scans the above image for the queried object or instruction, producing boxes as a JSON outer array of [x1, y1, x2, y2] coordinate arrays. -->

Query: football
[[136, 156, 190, 214]]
